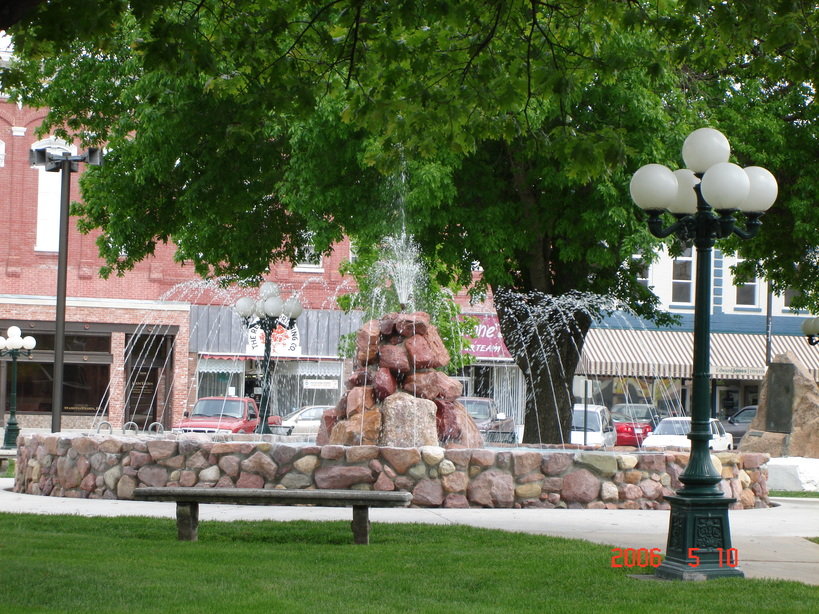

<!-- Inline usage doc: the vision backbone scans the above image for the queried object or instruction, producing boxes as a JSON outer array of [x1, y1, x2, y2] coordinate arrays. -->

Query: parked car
[[459, 396, 516, 443], [641, 417, 733, 451], [611, 403, 661, 447], [721, 405, 757, 442], [282, 404, 335, 436], [570, 404, 616, 448], [173, 396, 281, 434]]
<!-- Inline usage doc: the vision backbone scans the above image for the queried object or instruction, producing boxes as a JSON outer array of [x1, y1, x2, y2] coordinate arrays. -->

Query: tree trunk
[[494, 288, 594, 444]]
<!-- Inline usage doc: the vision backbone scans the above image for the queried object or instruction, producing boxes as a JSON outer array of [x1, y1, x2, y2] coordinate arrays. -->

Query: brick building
[[0, 99, 365, 431]]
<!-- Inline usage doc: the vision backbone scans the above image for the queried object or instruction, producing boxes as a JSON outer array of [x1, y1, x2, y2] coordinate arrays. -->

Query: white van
[[570, 403, 616, 448]]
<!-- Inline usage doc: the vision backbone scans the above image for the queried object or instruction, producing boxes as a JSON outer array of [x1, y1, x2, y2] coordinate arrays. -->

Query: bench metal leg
[[351, 505, 370, 545], [176, 502, 199, 541]]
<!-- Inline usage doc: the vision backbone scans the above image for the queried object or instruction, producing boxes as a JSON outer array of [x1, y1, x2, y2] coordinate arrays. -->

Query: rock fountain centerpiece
[[317, 311, 484, 449]]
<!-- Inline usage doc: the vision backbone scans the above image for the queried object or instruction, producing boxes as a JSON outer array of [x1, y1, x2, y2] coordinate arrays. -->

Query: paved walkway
[[2, 477, 818, 585]]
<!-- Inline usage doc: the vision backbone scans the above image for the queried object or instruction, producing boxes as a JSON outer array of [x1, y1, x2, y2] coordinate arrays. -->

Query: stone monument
[[739, 351, 819, 457]]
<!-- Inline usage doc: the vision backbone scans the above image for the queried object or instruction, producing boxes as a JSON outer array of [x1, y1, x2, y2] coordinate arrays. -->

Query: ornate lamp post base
[[655, 495, 744, 580], [1, 416, 20, 449]]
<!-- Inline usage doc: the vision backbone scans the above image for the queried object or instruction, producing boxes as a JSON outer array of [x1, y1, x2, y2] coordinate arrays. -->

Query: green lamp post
[[630, 128, 777, 580], [234, 282, 303, 434], [1, 326, 37, 449]]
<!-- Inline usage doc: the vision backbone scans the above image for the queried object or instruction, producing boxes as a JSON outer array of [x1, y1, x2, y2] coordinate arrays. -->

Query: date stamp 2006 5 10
[[610, 547, 740, 568]]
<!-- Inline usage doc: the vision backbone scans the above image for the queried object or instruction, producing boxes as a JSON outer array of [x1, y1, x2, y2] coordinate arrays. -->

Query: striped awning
[[577, 328, 819, 380]]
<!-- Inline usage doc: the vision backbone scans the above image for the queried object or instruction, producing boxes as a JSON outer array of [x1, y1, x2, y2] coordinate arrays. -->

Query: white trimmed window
[[736, 275, 758, 306], [671, 247, 694, 304]]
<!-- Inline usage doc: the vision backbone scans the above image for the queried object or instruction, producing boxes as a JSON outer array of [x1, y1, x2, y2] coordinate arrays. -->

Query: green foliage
[[5, 0, 819, 441]]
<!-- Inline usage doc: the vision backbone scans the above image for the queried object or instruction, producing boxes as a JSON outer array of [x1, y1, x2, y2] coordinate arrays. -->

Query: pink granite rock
[[560, 469, 601, 503], [314, 465, 375, 489]]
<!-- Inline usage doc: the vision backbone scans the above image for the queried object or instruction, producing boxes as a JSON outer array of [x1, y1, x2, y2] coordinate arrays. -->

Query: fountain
[[8, 236, 772, 510]]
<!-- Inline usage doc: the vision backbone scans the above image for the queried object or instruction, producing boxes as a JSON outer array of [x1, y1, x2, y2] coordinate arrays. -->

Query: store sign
[[303, 379, 339, 390], [711, 365, 766, 379], [465, 314, 512, 360], [245, 322, 302, 357]]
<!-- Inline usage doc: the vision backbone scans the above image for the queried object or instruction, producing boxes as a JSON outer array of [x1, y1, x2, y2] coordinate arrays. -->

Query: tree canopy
[[4, 1, 818, 441]]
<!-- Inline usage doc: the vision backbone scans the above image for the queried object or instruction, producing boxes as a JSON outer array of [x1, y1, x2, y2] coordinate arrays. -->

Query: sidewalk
[[2, 478, 818, 585]]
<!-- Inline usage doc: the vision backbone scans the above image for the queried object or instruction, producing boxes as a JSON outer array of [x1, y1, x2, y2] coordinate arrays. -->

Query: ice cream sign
[[466, 314, 512, 360]]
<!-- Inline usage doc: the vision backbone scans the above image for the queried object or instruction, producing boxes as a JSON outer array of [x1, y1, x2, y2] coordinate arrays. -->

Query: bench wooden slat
[[133, 487, 413, 545], [134, 487, 412, 507]]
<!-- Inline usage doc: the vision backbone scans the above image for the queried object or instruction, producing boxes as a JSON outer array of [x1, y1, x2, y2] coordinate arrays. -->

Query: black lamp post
[[631, 127, 777, 580], [29, 146, 102, 433], [802, 318, 819, 345], [234, 282, 303, 434], [1, 327, 37, 449]]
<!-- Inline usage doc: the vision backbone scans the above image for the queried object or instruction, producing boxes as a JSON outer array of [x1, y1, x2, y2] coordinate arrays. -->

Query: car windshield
[[733, 409, 757, 423], [192, 399, 243, 418], [653, 419, 691, 435], [571, 410, 602, 431], [612, 405, 656, 421], [461, 399, 492, 420]]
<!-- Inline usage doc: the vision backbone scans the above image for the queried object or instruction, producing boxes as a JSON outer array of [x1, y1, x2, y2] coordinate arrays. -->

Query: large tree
[[3, 1, 817, 443]]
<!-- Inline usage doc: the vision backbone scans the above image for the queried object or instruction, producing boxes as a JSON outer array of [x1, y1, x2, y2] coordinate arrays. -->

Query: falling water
[[374, 231, 424, 311]]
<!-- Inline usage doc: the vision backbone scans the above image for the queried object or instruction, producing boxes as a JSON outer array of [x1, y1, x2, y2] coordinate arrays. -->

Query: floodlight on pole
[[29, 146, 103, 433]]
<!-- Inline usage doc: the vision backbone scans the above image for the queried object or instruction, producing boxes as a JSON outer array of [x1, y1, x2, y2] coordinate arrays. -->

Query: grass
[[769, 490, 819, 498], [2, 459, 14, 478], [0, 514, 816, 613]]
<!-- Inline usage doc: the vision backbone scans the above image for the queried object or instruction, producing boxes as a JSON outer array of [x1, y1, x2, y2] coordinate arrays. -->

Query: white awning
[[578, 328, 819, 381]]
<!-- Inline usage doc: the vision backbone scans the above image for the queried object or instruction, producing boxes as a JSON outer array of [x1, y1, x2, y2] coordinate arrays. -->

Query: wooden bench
[[133, 487, 413, 545]]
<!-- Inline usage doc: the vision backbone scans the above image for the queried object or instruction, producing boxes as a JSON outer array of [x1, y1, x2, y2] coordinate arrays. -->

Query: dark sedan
[[721, 405, 757, 443]]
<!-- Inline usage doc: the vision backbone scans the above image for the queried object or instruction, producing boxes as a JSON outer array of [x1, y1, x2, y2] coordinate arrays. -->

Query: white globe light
[[629, 164, 678, 210], [803, 317, 819, 337], [282, 297, 303, 320], [741, 166, 778, 212], [22, 336, 36, 350], [0, 337, 6, 350], [263, 296, 284, 317], [7, 336, 23, 350], [234, 296, 256, 318], [682, 128, 731, 173], [259, 282, 280, 299], [667, 169, 700, 215], [700, 162, 750, 210], [7, 326, 21, 339]]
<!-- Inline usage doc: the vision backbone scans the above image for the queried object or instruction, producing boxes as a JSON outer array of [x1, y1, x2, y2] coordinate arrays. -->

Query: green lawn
[[0, 513, 816, 613], [769, 490, 819, 498]]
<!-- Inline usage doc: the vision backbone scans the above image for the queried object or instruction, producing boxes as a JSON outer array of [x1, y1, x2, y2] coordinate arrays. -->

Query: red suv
[[611, 403, 661, 447], [173, 396, 282, 434]]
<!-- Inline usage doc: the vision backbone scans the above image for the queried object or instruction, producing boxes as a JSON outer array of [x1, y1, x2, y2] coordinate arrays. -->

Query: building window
[[672, 248, 693, 303], [634, 257, 650, 289], [783, 288, 800, 308], [736, 276, 758, 306], [293, 234, 323, 272], [0, 139, 5, 167]]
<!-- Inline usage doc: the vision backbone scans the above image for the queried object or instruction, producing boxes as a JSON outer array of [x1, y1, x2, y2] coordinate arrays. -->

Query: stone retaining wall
[[13, 434, 771, 509]]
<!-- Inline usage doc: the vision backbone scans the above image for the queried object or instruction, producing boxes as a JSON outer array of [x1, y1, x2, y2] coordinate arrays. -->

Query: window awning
[[577, 328, 819, 381]]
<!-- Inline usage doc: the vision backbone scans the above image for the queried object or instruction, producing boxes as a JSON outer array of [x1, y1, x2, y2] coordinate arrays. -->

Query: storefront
[[0, 299, 189, 430], [576, 327, 817, 418], [189, 306, 361, 419]]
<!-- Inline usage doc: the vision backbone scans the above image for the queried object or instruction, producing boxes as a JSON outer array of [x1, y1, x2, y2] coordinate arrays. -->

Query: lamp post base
[[655, 494, 744, 580], [2, 418, 20, 449]]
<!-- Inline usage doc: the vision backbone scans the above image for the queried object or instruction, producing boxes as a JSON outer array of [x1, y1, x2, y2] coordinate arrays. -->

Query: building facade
[[1, 95, 817, 436]]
